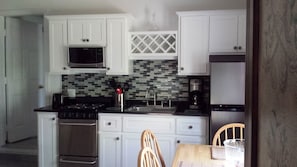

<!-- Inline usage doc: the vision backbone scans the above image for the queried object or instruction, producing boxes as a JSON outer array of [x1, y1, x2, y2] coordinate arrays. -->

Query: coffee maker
[[188, 78, 203, 109]]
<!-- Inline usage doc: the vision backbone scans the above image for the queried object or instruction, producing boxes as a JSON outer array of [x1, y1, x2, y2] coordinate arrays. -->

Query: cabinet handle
[[107, 122, 111, 126], [63, 67, 67, 70], [188, 125, 193, 129], [106, 67, 110, 70], [233, 46, 238, 50], [177, 140, 180, 143], [82, 39, 85, 42], [116, 137, 120, 140], [238, 46, 242, 50], [86, 39, 89, 42], [180, 67, 184, 70], [51, 118, 55, 121]]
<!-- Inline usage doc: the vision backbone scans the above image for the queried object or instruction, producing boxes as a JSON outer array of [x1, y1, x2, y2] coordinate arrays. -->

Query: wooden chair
[[138, 147, 161, 167], [212, 123, 245, 146], [141, 129, 166, 167]]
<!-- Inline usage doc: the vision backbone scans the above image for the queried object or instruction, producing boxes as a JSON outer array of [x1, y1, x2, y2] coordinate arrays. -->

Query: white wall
[[0, 0, 246, 30]]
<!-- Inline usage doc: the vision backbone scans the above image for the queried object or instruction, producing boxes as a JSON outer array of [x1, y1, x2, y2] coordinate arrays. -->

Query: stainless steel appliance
[[183, 76, 210, 115], [57, 97, 113, 167], [59, 119, 98, 167], [68, 47, 105, 68], [209, 55, 245, 143]]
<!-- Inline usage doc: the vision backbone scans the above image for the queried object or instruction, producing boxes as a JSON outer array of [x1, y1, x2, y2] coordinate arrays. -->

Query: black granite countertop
[[34, 105, 59, 112], [34, 98, 210, 117]]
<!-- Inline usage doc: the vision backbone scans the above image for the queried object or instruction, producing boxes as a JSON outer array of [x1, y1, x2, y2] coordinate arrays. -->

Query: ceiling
[[0, 0, 246, 30]]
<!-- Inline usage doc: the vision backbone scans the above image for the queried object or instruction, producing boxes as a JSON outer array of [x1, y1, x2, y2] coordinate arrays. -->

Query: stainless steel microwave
[[68, 47, 106, 68]]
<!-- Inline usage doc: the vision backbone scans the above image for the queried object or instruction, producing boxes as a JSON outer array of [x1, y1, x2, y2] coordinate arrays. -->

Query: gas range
[[57, 96, 113, 119]]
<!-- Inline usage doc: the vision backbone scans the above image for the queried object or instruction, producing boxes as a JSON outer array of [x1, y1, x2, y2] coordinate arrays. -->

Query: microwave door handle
[[59, 158, 96, 165]]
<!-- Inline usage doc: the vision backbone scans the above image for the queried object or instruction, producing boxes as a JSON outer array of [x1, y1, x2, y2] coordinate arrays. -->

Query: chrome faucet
[[145, 88, 150, 106], [153, 89, 157, 106], [145, 87, 158, 106]]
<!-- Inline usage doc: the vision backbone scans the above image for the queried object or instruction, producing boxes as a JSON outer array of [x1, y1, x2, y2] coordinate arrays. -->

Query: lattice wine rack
[[130, 31, 177, 59]]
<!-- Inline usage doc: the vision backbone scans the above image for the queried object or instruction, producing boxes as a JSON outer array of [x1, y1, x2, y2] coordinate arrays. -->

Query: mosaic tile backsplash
[[62, 60, 189, 101]]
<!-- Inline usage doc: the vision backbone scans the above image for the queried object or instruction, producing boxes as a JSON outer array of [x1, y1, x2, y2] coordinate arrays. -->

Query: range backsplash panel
[[62, 60, 189, 100]]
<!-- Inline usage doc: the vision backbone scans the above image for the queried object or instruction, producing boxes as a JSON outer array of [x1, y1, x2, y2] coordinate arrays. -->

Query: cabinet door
[[48, 19, 69, 74], [99, 133, 121, 167], [237, 14, 246, 53], [106, 18, 130, 75], [209, 15, 238, 53], [68, 18, 106, 46], [122, 133, 140, 167], [178, 15, 209, 75], [38, 112, 58, 167], [122, 133, 175, 167]]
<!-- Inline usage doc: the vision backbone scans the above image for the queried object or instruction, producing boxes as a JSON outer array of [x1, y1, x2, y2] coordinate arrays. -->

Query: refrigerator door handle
[[59, 158, 97, 165]]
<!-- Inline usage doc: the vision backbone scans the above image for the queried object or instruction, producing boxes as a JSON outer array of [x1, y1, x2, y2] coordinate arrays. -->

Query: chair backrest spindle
[[212, 123, 245, 146]]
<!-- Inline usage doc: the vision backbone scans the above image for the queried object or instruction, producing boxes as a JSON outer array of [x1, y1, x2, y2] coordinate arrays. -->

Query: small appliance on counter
[[186, 76, 210, 114], [189, 78, 202, 109]]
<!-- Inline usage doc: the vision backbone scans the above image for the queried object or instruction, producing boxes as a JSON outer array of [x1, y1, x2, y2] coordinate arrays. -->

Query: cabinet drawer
[[176, 117, 208, 136], [99, 115, 122, 132], [123, 116, 175, 134], [175, 136, 207, 145]]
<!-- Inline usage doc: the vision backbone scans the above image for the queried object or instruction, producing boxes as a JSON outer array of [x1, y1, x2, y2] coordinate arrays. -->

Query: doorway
[[0, 15, 45, 154]]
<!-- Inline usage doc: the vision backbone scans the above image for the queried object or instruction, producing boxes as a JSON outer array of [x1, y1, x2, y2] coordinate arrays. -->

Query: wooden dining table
[[171, 144, 228, 167]]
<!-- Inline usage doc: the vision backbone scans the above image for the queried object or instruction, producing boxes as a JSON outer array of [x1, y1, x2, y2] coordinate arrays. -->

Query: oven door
[[59, 156, 97, 167], [59, 119, 97, 157]]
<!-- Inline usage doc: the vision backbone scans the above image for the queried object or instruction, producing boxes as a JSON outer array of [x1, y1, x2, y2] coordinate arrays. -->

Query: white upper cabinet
[[45, 14, 131, 75], [209, 10, 246, 54], [45, 17, 69, 74], [106, 16, 132, 75], [68, 18, 106, 46], [177, 12, 210, 75]]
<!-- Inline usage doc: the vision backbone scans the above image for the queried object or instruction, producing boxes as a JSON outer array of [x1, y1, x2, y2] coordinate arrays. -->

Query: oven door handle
[[59, 122, 96, 126], [59, 158, 97, 165]]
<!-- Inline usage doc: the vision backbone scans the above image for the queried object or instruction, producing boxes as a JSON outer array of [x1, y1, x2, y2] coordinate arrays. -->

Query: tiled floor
[[0, 138, 37, 167]]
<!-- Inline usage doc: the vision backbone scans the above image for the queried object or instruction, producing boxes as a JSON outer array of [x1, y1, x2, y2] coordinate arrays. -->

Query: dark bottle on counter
[[52, 93, 63, 109]]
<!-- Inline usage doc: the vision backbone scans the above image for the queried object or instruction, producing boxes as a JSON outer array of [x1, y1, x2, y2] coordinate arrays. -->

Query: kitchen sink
[[125, 105, 176, 114]]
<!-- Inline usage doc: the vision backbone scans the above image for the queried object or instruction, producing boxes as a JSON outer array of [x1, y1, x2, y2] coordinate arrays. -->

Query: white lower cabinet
[[98, 114, 209, 167], [99, 132, 122, 167], [121, 133, 141, 167], [37, 112, 58, 167]]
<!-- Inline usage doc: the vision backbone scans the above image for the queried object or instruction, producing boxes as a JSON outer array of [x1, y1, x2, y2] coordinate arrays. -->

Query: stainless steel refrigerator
[[209, 55, 245, 143]]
